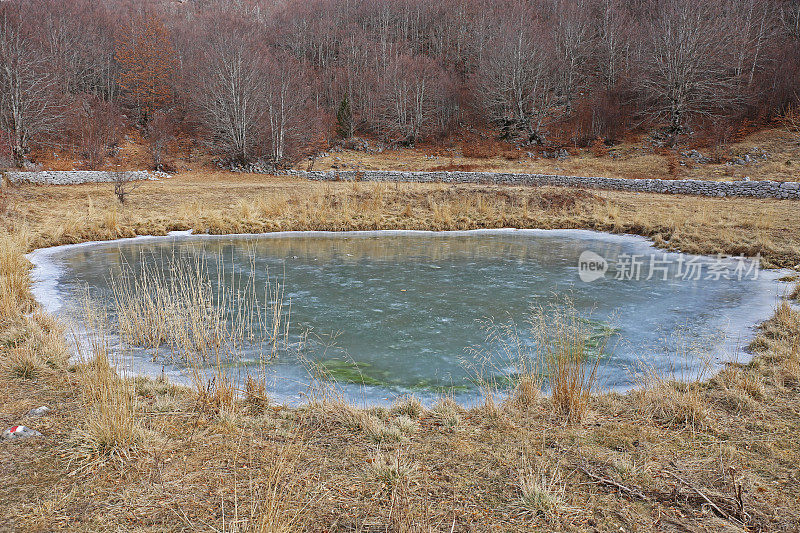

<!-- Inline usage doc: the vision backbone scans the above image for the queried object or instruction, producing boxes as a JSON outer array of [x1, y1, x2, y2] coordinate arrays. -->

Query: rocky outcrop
[[286, 170, 800, 200], [4, 170, 165, 185]]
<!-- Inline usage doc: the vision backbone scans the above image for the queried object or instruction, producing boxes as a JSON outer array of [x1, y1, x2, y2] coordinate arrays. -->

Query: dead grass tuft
[[5, 345, 42, 379], [240, 444, 312, 533], [370, 448, 417, 495], [390, 395, 424, 419], [512, 374, 542, 409], [531, 302, 604, 423], [710, 365, 766, 413], [0, 233, 34, 325], [244, 374, 271, 414], [790, 282, 800, 301], [516, 453, 567, 521], [70, 305, 145, 469], [637, 380, 708, 430], [430, 397, 463, 429]]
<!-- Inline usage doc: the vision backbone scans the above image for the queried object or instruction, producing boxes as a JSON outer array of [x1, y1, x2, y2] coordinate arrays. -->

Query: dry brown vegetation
[[309, 128, 800, 183], [1, 172, 800, 531], [2, 171, 799, 269]]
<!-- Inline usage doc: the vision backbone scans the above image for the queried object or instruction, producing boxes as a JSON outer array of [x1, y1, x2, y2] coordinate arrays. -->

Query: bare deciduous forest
[[1, 0, 799, 169]]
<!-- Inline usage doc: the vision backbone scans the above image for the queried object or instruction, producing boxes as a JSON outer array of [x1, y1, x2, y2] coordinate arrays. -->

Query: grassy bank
[[1, 173, 800, 531], [3, 172, 800, 268]]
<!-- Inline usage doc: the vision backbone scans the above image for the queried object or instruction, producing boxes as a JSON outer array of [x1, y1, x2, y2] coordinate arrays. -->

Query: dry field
[[304, 128, 800, 183], [1, 172, 800, 532]]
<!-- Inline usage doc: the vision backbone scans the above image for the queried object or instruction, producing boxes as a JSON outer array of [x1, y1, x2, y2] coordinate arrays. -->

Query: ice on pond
[[27, 229, 788, 406]]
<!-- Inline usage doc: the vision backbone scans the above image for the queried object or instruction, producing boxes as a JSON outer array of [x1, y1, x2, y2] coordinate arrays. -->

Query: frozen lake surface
[[28, 229, 787, 406]]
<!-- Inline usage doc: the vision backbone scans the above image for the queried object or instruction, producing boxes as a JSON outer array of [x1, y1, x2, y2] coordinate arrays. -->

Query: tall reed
[[467, 299, 608, 418], [531, 301, 604, 423], [108, 248, 290, 410], [110, 248, 290, 364], [0, 233, 34, 325]]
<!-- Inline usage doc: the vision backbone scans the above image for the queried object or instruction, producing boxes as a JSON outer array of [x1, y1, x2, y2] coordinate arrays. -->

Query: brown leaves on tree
[[115, 14, 177, 123]]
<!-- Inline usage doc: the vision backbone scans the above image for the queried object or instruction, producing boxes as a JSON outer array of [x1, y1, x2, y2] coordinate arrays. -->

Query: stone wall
[[287, 170, 800, 199], [4, 170, 162, 186]]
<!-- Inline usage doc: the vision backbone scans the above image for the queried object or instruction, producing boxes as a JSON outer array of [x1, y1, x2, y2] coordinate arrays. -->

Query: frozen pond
[[28, 229, 788, 406]]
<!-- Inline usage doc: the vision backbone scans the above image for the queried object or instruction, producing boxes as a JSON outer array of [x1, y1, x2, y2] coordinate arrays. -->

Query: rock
[[299, 169, 800, 199], [6, 170, 156, 185], [541, 148, 569, 160], [2, 426, 43, 440], [682, 149, 709, 164], [27, 406, 50, 417]]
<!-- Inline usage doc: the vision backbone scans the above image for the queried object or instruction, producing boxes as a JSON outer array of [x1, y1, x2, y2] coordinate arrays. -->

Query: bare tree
[[378, 52, 453, 145], [68, 94, 123, 169], [779, 0, 800, 41], [593, 0, 630, 91], [0, 0, 797, 158], [477, 19, 559, 143], [639, 0, 738, 135], [145, 109, 174, 170], [781, 104, 800, 143], [264, 55, 314, 164], [190, 30, 271, 163], [0, 7, 65, 167], [551, 0, 592, 113], [113, 171, 141, 205]]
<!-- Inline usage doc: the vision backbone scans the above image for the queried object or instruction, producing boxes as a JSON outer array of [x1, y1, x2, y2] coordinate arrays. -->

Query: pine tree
[[336, 95, 353, 139]]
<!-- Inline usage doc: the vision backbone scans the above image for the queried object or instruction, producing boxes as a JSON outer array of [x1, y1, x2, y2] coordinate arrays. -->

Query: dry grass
[[105, 250, 290, 416], [68, 303, 145, 470], [531, 303, 604, 423], [232, 440, 312, 533], [304, 127, 800, 183], [790, 281, 800, 301], [2, 300, 799, 530], [4, 344, 42, 380], [110, 251, 288, 364], [638, 380, 708, 430], [516, 453, 567, 520], [1, 165, 800, 530], [2, 172, 799, 271], [0, 233, 34, 327]]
